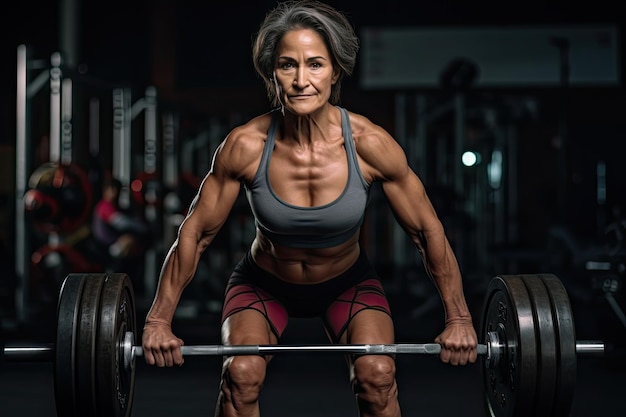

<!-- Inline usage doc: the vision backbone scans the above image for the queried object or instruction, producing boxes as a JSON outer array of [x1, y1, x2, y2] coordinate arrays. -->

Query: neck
[[281, 104, 338, 145]]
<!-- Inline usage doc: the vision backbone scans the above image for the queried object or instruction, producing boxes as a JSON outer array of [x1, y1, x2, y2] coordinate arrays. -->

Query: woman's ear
[[332, 68, 341, 85]]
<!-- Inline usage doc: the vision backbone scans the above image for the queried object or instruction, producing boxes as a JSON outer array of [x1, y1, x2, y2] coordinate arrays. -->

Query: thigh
[[221, 282, 288, 345], [220, 311, 278, 382], [324, 278, 393, 343], [341, 309, 396, 377], [222, 309, 280, 346], [341, 309, 395, 345]]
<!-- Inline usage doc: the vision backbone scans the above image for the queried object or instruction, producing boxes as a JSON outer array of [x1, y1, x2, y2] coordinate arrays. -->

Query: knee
[[352, 355, 397, 397], [221, 356, 267, 402]]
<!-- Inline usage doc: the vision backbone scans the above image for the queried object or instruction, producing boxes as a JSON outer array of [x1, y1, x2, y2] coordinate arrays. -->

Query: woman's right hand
[[142, 320, 185, 367]]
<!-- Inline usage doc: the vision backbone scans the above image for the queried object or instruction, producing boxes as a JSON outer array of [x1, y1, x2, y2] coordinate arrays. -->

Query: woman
[[142, 1, 478, 416]]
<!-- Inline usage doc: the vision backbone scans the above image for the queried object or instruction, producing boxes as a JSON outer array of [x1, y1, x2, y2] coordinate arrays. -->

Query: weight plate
[[521, 275, 557, 417], [76, 274, 106, 415], [96, 273, 137, 417], [54, 273, 86, 417], [539, 274, 577, 417], [480, 275, 537, 417]]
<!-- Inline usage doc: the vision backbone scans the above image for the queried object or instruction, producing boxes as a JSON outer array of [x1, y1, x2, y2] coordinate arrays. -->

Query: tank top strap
[[338, 106, 368, 188], [259, 109, 281, 173], [338, 107, 355, 162]]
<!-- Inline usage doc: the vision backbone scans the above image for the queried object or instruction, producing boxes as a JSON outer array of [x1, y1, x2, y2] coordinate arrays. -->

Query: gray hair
[[252, 0, 360, 107]]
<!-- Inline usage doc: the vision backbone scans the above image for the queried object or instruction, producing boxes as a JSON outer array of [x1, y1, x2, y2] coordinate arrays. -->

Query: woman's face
[[273, 28, 339, 115]]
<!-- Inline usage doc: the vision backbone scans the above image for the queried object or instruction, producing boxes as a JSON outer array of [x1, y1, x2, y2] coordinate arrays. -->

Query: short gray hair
[[252, 0, 360, 107]]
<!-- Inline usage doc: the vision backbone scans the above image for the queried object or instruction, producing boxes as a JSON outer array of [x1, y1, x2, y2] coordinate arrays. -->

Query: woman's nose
[[293, 67, 308, 88]]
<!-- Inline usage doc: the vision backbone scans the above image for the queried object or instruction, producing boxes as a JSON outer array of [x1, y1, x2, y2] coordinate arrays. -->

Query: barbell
[[1, 272, 604, 417]]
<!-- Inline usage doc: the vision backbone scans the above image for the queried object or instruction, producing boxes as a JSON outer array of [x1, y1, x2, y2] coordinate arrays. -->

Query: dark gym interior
[[1, 1, 625, 416]]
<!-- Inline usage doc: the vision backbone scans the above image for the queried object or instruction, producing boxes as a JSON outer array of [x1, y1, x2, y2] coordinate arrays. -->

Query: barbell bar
[[4, 335, 606, 360], [2, 333, 604, 385], [0, 272, 608, 417]]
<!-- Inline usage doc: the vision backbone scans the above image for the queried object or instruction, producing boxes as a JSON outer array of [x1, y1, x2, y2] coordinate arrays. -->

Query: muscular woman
[[142, 2, 478, 416]]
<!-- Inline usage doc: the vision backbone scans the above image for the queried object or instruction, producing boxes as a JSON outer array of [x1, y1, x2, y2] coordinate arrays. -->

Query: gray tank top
[[245, 107, 371, 249]]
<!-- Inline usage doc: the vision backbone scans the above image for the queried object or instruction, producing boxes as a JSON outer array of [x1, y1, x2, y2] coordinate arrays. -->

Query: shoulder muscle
[[348, 112, 410, 182], [210, 113, 272, 183]]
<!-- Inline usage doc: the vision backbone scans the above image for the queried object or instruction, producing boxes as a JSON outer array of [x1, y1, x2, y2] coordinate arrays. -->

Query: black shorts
[[221, 249, 392, 342]]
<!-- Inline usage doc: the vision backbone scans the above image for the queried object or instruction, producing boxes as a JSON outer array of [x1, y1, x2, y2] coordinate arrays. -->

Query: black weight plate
[[538, 274, 577, 417], [96, 273, 137, 417], [480, 275, 537, 417], [54, 273, 86, 417], [76, 274, 106, 416], [521, 275, 557, 417]]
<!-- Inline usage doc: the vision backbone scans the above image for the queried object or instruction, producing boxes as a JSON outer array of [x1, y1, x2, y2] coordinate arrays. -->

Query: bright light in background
[[462, 151, 481, 167]]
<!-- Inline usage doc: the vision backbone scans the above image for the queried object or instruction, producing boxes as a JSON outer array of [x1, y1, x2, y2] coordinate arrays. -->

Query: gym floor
[[1, 294, 625, 417]]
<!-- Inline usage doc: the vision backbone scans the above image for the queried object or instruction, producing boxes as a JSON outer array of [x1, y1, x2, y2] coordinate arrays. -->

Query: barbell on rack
[[1, 272, 605, 417]]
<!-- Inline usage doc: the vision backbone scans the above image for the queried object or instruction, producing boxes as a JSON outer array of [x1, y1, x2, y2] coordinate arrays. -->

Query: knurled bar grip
[[132, 343, 490, 356]]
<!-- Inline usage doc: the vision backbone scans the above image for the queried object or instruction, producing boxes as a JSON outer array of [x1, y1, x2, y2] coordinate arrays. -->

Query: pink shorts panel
[[221, 283, 289, 337]]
